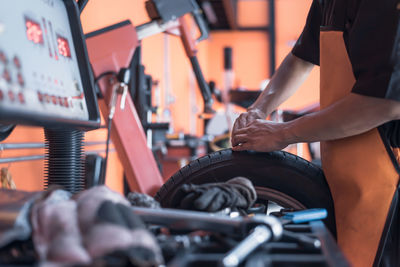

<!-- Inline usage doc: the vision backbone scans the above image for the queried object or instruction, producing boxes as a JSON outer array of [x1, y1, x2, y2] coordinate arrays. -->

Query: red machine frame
[[86, 17, 207, 195]]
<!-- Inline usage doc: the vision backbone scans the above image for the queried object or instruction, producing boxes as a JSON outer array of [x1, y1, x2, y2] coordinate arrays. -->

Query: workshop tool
[[282, 229, 321, 249], [143, 0, 213, 113], [137, 0, 213, 114], [131, 206, 283, 239], [222, 225, 272, 267], [132, 207, 283, 265], [220, 209, 327, 267], [159, 217, 348, 267], [99, 68, 131, 185], [279, 209, 327, 249], [281, 208, 327, 224], [86, 0, 214, 193], [107, 71, 129, 121], [87, 21, 164, 194], [132, 207, 331, 266]]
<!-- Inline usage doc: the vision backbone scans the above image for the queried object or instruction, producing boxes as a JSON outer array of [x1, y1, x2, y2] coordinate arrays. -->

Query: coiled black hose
[[44, 129, 85, 194]]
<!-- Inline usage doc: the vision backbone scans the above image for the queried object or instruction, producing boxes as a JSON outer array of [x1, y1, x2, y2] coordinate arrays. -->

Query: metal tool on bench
[[133, 207, 282, 267], [281, 208, 327, 224], [132, 206, 283, 239], [132, 207, 328, 238], [222, 225, 273, 267], [220, 208, 328, 267], [278, 208, 327, 249], [132, 207, 329, 267]]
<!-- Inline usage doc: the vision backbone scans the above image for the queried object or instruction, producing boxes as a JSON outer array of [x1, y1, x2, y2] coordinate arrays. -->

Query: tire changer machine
[[0, 0, 349, 266]]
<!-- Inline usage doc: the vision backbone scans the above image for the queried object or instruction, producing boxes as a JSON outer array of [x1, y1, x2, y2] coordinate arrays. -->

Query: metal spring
[[44, 128, 85, 194]]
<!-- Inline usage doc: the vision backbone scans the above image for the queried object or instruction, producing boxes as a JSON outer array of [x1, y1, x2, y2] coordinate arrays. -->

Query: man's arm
[[231, 53, 315, 144], [249, 53, 315, 117], [232, 93, 400, 152]]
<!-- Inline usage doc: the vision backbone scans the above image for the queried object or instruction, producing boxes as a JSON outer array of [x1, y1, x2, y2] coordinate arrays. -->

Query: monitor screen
[[0, 0, 99, 129]]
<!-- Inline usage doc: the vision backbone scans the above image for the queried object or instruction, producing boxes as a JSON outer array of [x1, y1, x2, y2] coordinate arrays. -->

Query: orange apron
[[320, 31, 400, 267]]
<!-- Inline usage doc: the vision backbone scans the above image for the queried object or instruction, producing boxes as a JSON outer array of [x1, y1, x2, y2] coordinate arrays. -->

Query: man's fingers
[[233, 116, 246, 131], [232, 120, 241, 134], [233, 113, 256, 132], [232, 113, 263, 147], [233, 134, 248, 144], [231, 138, 239, 147], [231, 133, 249, 147], [232, 142, 252, 151], [234, 119, 264, 135], [233, 111, 263, 132], [234, 127, 250, 136], [232, 133, 251, 150], [245, 116, 255, 128]]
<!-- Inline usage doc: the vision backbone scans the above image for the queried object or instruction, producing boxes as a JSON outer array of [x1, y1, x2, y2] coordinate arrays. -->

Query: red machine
[[85, 0, 212, 195]]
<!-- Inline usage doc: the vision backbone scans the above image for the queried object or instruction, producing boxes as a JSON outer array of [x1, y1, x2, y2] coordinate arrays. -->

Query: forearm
[[284, 93, 400, 144], [249, 53, 315, 116]]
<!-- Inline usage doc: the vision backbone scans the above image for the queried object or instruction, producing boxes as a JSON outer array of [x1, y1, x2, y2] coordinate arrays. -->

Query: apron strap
[[374, 127, 400, 266], [378, 126, 400, 176]]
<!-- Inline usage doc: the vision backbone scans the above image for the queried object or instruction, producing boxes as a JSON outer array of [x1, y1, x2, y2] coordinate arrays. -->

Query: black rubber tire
[[155, 149, 336, 236]]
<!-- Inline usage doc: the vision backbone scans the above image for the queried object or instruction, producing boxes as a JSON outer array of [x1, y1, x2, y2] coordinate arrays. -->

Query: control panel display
[[0, 0, 99, 128], [25, 18, 44, 45], [57, 35, 71, 58]]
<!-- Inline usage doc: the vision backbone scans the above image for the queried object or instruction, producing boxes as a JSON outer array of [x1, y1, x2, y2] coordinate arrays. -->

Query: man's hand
[[231, 119, 291, 152], [230, 54, 314, 150], [232, 108, 266, 133], [233, 93, 400, 153]]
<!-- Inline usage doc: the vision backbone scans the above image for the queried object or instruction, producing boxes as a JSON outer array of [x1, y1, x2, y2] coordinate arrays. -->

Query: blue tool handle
[[283, 208, 327, 224]]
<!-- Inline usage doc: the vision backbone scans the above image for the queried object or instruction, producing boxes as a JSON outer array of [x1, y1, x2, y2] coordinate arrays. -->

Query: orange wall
[[208, 0, 318, 110], [275, 0, 319, 110], [207, 31, 270, 89], [0, 126, 45, 191], [0, 0, 317, 192]]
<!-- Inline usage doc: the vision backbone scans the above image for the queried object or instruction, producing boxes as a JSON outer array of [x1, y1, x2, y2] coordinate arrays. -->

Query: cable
[[94, 71, 117, 185], [94, 71, 117, 85], [99, 116, 112, 185], [95, 69, 131, 185]]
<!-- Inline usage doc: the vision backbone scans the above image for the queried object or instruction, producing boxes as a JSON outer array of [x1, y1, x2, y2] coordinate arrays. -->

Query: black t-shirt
[[292, 0, 400, 147]]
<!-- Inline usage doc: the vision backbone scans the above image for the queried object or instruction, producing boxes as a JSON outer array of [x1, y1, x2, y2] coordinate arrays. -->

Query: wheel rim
[[255, 186, 306, 214]]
